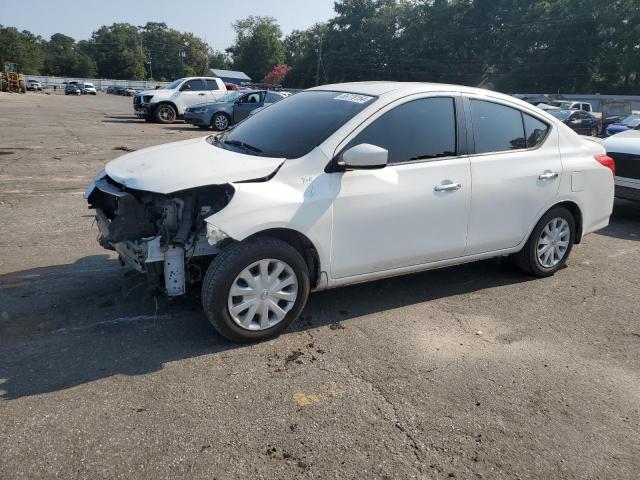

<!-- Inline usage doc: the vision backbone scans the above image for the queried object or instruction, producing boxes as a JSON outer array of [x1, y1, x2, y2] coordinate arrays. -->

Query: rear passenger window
[[348, 97, 457, 164], [523, 114, 549, 148], [205, 79, 220, 90], [470, 100, 526, 153]]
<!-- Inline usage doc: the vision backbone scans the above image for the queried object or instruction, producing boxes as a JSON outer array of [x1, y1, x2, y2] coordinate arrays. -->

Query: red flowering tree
[[262, 64, 292, 85]]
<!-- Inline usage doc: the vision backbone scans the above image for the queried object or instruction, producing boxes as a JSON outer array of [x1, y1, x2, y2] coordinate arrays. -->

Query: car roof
[[310, 81, 503, 97], [309, 81, 543, 110]]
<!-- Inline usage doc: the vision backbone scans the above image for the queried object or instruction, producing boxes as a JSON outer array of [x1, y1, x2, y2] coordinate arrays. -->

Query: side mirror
[[339, 143, 388, 170]]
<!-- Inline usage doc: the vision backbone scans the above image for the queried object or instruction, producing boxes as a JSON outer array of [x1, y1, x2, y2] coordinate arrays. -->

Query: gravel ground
[[0, 92, 639, 480]]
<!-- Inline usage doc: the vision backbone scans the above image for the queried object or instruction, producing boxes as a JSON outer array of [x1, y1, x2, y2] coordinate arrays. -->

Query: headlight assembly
[[206, 223, 229, 245]]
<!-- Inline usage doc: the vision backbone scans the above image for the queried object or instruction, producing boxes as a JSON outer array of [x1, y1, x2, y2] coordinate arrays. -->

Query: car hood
[[105, 137, 284, 194], [138, 88, 174, 97], [608, 124, 630, 130]]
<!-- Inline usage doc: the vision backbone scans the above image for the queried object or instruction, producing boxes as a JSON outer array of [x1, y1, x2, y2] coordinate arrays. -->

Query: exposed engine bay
[[86, 175, 234, 296]]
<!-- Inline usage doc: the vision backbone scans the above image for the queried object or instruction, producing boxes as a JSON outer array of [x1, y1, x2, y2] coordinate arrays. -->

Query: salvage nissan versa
[[85, 82, 615, 342]]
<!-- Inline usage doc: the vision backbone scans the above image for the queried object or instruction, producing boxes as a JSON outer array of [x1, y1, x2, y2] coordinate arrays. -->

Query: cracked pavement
[[1, 92, 639, 479]]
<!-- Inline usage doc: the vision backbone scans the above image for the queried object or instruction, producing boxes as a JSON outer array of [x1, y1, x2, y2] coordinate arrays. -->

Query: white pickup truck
[[134, 77, 228, 123]]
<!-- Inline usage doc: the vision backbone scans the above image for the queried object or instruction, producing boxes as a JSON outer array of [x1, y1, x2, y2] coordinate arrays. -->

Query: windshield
[[548, 110, 572, 120], [165, 78, 185, 90], [214, 90, 376, 158], [621, 115, 640, 126], [217, 91, 244, 103]]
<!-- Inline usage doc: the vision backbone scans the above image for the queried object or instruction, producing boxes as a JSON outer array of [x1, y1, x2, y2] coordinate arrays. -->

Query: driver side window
[[347, 97, 457, 164], [181, 79, 205, 91], [239, 93, 262, 104]]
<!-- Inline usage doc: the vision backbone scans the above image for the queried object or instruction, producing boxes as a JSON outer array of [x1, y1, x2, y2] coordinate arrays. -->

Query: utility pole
[[148, 54, 153, 80], [315, 36, 323, 86]]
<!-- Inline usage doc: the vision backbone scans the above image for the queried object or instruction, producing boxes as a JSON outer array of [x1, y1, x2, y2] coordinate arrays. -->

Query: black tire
[[514, 206, 576, 277], [202, 237, 310, 343], [590, 127, 598, 137], [153, 103, 177, 124], [211, 112, 230, 131]]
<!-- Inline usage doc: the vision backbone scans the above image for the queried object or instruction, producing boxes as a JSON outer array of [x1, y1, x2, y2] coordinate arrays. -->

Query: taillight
[[594, 154, 615, 176]]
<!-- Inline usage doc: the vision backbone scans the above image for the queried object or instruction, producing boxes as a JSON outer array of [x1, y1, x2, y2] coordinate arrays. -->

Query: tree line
[[1, 0, 639, 94]]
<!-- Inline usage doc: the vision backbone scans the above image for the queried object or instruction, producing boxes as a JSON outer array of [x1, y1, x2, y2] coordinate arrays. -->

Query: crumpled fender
[[205, 148, 336, 273]]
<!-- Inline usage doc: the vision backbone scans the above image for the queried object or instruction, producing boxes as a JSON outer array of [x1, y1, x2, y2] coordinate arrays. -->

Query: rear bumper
[[615, 176, 640, 201]]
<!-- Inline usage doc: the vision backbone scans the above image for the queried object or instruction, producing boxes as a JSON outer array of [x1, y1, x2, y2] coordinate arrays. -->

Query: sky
[[1, 0, 337, 49]]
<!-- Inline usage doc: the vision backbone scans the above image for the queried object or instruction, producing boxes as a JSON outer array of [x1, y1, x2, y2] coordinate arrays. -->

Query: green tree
[[86, 23, 146, 79], [44, 33, 96, 77], [209, 50, 231, 70], [284, 23, 328, 87], [0, 26, 46, 74], [227, 16, 285, 81]]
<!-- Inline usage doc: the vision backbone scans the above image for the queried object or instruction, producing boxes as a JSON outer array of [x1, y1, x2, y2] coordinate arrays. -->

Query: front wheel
[[154, 104, 177, 124], [514, 206, 575, 277], [211, 112, 230, 131], [202, 237, 310, 342]]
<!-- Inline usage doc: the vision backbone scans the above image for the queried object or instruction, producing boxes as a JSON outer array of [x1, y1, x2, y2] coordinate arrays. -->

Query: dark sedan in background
[[547, 109, 601, 136], [64, 84, 82, 95], [605, 114, 640, 137], [184, 90, 286, 130]]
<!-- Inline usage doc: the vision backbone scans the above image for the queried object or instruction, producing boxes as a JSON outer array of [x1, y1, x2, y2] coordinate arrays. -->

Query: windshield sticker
[[334, 93, 373, 104]]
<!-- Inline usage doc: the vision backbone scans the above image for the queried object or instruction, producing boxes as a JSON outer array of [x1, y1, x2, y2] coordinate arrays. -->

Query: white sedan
[[86, 82, 615, 342]]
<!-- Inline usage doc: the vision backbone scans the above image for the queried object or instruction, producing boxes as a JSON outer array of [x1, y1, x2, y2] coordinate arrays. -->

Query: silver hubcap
[[537, 217, 570, 268], [228, 259, 298, 331], [214, 115, 228, 130], [158, 106, 174, 121]]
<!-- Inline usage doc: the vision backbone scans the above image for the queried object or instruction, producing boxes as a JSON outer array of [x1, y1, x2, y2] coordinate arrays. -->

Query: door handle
[[539, 171, 559, 181], [198, 93, 206, 96], [434, 182, 462, 192]]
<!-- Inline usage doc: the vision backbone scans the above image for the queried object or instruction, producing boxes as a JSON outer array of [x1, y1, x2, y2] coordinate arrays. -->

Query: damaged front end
[[85, 173, 234, 296]]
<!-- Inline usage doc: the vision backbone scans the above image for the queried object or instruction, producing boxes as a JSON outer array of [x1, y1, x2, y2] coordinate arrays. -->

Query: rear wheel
[[154, 104, 177, 124], [514, 206, 575, 277], [590, 126, 598, 137], [202, 237, 310, 342]]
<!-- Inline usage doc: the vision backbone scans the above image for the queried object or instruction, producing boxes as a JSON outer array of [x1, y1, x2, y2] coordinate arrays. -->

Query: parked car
[[547, 109, 601, 136], [602, 114, 627, 133], [547, 100, 595, 113], [83, 82, 97, 95], [604, 130, 640, 201], [85, 82, 614, 342], [184, 90, 287, 130], [604, 114, 640, 137], [26, 79, 42, 91], [65, 84, 82, 95], [133, 77, 228, 123]]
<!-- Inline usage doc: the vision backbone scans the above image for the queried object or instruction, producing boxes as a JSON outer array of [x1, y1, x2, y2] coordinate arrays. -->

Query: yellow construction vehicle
[[0, 63, 27, 93]]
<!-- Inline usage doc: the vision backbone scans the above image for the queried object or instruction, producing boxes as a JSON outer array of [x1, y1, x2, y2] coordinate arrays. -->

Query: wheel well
[[154, 101, 178, 112], [555, 201, 583, 244], [247, 228, 321, 288], [212, 111, 231, 123]]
